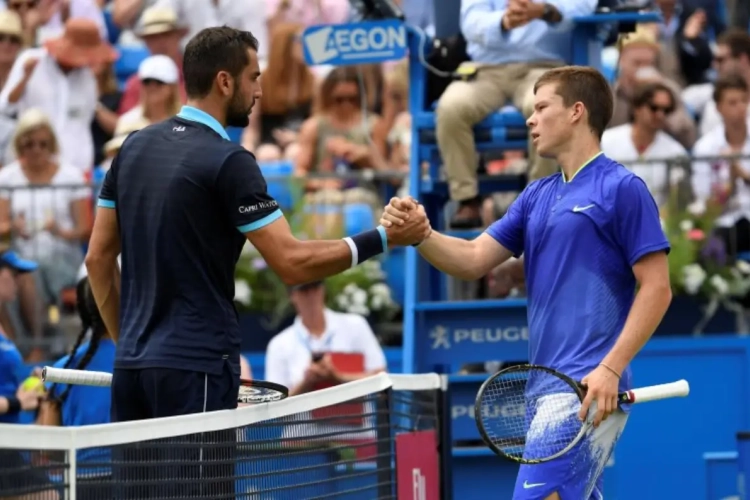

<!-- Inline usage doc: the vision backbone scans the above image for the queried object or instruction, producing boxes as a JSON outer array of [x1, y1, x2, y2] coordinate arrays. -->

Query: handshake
[[380, 197, 433, 247]]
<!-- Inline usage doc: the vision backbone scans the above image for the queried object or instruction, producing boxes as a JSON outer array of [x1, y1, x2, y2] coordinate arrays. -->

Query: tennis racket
[[42, 367, 289, 404], [474, 364, 689, 464]]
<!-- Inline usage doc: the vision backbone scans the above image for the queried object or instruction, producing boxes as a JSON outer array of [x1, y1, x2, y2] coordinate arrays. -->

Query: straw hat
[[136, 6, 188, 38], [618, 25, 660, 52], [44, 18, 118, 68], [0, 10, 22, 39], [104, 117, 150, 154]]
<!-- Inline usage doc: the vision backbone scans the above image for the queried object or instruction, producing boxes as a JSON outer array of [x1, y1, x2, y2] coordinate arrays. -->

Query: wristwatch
[[541, 4, 563, 24]]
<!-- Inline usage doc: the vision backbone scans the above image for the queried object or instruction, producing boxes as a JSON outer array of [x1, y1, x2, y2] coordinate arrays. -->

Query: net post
[[436, 374, 453, 500], [67, 444, 77, 500], [376, 385, 394, 498]]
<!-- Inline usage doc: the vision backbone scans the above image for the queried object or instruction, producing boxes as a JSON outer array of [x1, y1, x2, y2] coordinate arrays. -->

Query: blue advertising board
[[301, 20, 408, 66], [415, 301, 529, 369]]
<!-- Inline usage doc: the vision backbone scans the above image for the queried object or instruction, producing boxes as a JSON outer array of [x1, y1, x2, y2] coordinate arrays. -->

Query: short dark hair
[[713, 72, 749, 103], [717, 29, 750, 60], [533, 66, 614, 140], [631, 81, 675, 114], [183, 26, 259, 99]]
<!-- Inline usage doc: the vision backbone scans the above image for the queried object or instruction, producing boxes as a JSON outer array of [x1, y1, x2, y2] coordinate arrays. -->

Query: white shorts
[[513, 393, 629, 500]]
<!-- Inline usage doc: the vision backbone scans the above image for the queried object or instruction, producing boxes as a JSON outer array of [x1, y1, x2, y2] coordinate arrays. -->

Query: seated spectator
[[264, 281, 386, 397], [697, 29, 750, 137], [0, 18, 118, 173], [117, 54, 180, 130], [118, 6, 187, 115], [38, 277, 114, 428], [0, 10, 22, 166], [91, 61, 122, 167], [692, 73, 750, 257], [440, 0, 596, 228], [0, 250, 39, 421], [5, 0, 106, 47], [610, 27, 697, 149], [296, 66, 387, 236], [245, 22, 314, 154], [602, 81, 687, 207], [645, 0, 715, 86], [0, 109, 92, 342]]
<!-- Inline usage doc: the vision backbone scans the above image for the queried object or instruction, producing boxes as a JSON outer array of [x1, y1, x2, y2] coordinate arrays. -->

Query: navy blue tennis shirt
[[487, 153, 670, 396], [98, 106, 281, 376]]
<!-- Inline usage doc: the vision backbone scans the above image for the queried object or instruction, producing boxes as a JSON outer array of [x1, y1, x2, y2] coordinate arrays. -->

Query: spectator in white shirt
[[0, 11, 22, 166], [265, 281, 386, 397], [696, 29, 750, 137], [0, 109, 91, 358], [602, 81, 687, 207], [693, 73, 750, 256], [117, 54, 180, 130], [0, 18, 118, 173]]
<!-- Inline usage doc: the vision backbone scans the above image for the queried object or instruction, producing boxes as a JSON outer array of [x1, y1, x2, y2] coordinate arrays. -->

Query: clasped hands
[[380, 196, 432, 247], [502, 0, 546, 30]]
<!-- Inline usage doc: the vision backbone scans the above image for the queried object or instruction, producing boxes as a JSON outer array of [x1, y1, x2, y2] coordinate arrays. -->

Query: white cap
[[138, 55, 179, 84]]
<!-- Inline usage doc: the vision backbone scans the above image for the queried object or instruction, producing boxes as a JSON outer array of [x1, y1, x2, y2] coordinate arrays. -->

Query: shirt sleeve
[[216, 150, 282, 233], [615, 175, 670, 266], [484, 186, 530, 257], [97, 159, 117, 209]]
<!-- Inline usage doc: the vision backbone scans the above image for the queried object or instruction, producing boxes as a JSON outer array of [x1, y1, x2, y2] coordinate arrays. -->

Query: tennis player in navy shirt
[[380, 67, 672, 500]]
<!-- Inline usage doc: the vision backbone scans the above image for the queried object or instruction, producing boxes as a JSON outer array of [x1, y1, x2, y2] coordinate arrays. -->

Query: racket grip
[[42, 367, 113, 387], [627, 379, 690, 404]]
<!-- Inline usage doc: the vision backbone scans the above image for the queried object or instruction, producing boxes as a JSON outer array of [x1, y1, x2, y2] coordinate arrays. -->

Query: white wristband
[[343, 237, 357, 268]]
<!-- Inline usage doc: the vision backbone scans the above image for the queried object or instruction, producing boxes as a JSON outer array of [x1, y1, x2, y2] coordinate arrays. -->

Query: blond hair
[[12, 108, 59, 157]]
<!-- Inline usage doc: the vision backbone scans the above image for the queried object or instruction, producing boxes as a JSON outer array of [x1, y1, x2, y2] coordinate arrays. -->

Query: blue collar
[[176, 106, 230, 141]]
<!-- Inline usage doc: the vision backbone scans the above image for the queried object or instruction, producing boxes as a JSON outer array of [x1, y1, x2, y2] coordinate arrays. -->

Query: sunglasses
[[333, 95, 359, 105], [142, 78, 167, 86], [20, 139, 49, 151], [0, 34, 21, 45], [648, 103, 673, 115], [8, 0, 36, 8]]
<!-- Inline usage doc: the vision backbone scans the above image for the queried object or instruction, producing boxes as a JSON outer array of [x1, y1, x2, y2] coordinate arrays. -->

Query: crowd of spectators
[[0, 0, 746, 362]]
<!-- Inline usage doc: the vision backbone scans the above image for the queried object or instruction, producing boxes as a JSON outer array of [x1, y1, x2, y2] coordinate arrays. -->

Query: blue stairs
[[402, 11, 661, 500]]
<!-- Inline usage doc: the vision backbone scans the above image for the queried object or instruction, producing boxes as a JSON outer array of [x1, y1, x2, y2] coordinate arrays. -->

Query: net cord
[[0, 372, 443, 451]]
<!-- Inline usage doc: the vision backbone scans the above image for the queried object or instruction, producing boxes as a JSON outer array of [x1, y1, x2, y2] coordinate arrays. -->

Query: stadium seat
[[258, 160, 295, 211], [343, 203, 374, 236], [383, 247, 405, 306], [227, 127, 243, 143], [114, 46, 150, 88]]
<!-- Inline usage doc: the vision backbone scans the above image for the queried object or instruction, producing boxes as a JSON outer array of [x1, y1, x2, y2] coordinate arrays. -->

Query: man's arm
[[85, 161, 121, 341], [601, 252, 671, 374], [218, 151, 429, 286], [601, 176, 672, 375], [381, 189, 531, 280]]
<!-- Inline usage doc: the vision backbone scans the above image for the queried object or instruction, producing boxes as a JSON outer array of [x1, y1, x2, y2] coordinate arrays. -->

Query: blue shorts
[[513, 394, 628, 500]]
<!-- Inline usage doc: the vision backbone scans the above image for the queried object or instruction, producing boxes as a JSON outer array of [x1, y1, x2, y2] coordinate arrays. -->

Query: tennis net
[[0, 373, 445, 500]]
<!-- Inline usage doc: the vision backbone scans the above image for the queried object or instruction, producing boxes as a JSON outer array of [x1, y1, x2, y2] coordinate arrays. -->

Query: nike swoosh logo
[[523, 481, 546, 489], [572, 204, 595, 212]]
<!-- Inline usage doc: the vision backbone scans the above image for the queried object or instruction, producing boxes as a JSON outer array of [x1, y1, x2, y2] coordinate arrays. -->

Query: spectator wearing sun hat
[[118, 6, 187, 115], [0, 18, 118, 173], [116, 54, 180, 133], [0, 11, 22, 167]]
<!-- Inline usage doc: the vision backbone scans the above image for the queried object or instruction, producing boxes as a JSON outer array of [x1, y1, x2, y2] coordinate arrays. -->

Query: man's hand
[[682, 9, 706, 40], [379, 196, 419, 227], [381, 197, 431, 246], [16, 386, 42, 411], [578, 364, 620, 427], [501, 0, 545, 30]]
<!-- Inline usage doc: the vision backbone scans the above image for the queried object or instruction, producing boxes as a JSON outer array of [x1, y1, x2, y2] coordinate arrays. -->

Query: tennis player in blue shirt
[[380, 66, 672, 500]]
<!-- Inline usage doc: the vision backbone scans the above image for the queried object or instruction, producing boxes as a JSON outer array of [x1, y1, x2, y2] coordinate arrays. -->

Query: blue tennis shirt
[[98, 106, 281, 376], [487, 153, 670, 395]]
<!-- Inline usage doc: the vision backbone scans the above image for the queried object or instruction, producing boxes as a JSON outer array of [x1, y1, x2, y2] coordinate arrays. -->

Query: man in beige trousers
[[438, 0, 596, 228]]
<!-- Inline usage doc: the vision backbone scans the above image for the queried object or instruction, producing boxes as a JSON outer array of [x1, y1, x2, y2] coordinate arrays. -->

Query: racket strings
[[477, 370, 584, 462]]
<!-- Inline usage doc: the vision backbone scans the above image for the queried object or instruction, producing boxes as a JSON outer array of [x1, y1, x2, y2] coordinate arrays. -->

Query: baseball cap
[[138, 55, 179, 84], [0, 251, 37, 273], [288, 281, 324, 293]]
